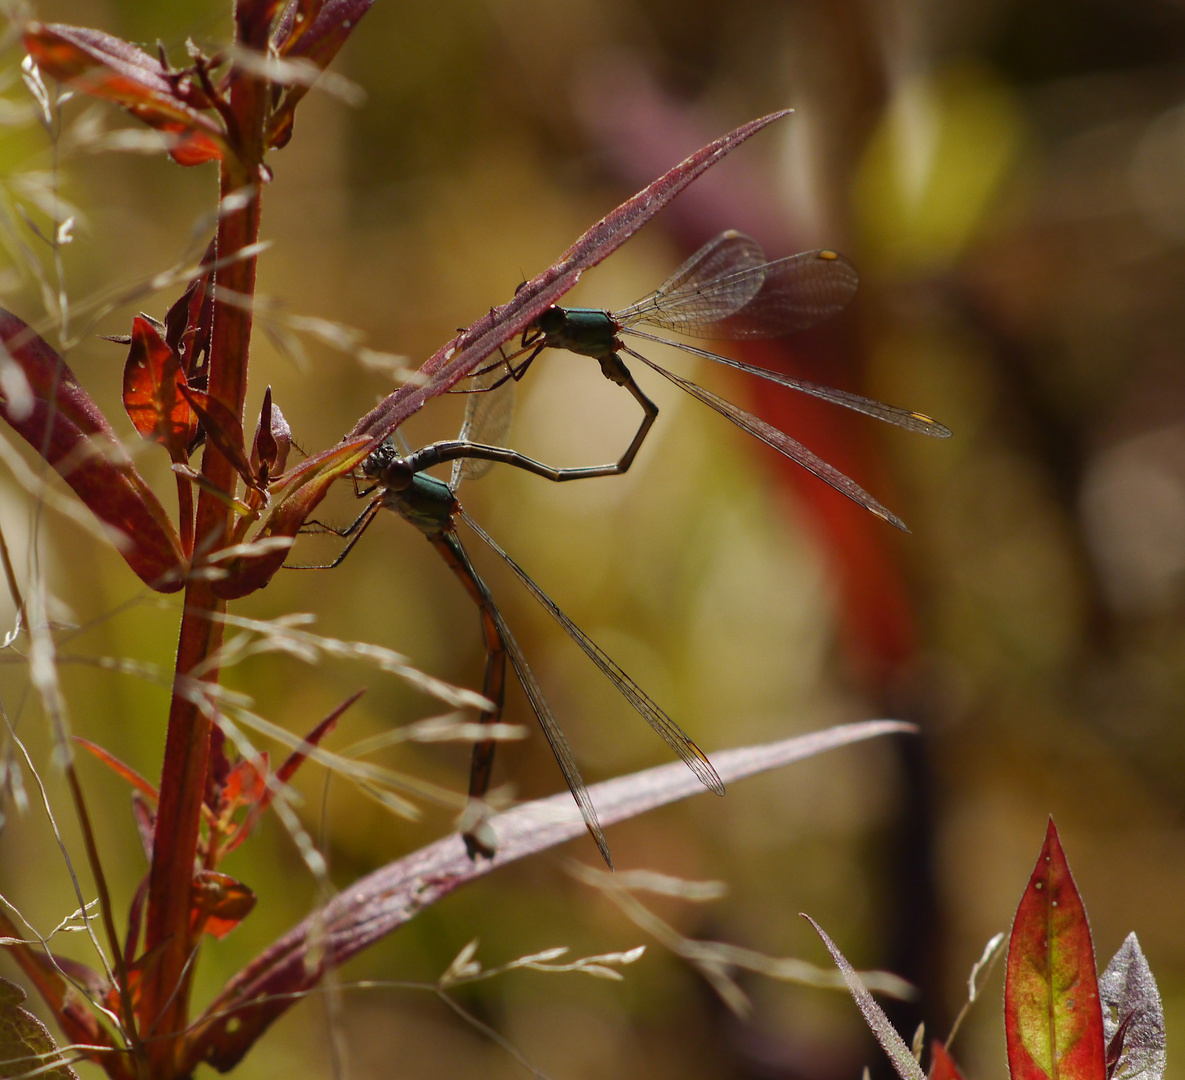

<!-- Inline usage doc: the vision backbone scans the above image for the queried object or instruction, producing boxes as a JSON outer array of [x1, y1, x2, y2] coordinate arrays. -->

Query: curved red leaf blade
[[177, 382, 256, 490], [350, 110, 792, 444], [191, 871, 257, 940], [23, 23, 228, 166], [0, 309, 187, 591], [183, 720, 913, 1071], [123, 316, 195, 460], [1005, 819, 1106, 1080], [207, 435, 372, 598]]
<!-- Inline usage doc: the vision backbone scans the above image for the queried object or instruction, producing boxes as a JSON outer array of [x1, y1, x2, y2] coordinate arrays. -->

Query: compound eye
[[382, 458, 414, 491], [536, 305, 563, 333]]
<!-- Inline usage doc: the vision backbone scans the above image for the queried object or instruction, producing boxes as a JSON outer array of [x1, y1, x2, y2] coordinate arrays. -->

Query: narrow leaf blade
[[23, 22, 227, 165], [350, 111, 792, 443], [0, 309, 186, 590], [183, 720, 913, 1071]]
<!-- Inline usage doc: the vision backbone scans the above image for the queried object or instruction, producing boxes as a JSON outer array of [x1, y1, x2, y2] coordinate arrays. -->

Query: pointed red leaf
[[177, 382, 257, 490], [0, 309, 186, 590], [929, 1041, 966, 1080], [222, 753, 268, 811], [123, 315, 196, 460], [191, 871, 256, 939], [226, 694, 360, 852], [164, 242, 215, 381], [275, 691, 357, 787], [23, 23, 228, 166], [1005, 820, 1106, 1080], [205, 721, 230, 815], [124, 875, 149, 968], [184, 720, 913, 1070], [267, 0, 374, 149], [74, 737, 159, 802], [208, 435, 372, 598], [249, 388, 290, 484], [350, 110, 792, 443]]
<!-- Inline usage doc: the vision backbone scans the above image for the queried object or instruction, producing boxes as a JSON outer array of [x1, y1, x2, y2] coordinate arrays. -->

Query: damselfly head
[[360, 442, 412, 490], [534, 306, 565, 336]]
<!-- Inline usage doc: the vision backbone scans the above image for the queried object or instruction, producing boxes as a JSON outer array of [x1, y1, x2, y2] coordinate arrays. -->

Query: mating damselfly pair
[[300, 231, 950, 866]]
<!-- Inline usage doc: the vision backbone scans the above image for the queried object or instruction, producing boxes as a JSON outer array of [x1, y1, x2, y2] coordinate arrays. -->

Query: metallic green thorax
[[534, 306, 619, 359], [382, 471, 457, 536]]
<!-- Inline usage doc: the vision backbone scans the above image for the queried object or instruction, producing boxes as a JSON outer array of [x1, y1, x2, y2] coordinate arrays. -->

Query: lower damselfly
[[301, 413, 722, 867]]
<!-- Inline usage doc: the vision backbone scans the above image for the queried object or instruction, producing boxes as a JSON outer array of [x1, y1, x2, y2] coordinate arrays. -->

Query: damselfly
[[303, 415, 722, 867], [473, 231, 950, 530]]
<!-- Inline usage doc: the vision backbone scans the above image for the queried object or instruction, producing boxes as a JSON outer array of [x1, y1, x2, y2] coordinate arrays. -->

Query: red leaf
[[208, 435, 372, 598], [177, 382, 257, 490], [1005, 819, 1106, 1080], [124, 875, 149, 968], [350, 110, 792, 443], [267, 0, 373, 149], [191, 871, 256, 939], [23, 23, 228, 166], [184, 720, 912, 1070], [275, 693, 356, 786], [164, 241, 215, 381], [0, 309, 186, 591], [249, 388, 290, 484], [226, 694, 360, 853], [222, 753, 268, 810], [74, 737, 159, 802], [123, 315, 196, 460], [929, 1041, 966, 1080]]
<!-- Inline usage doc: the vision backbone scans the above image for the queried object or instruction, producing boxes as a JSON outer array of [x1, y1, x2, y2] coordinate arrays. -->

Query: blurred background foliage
[[1, 0, 1185, 1078]]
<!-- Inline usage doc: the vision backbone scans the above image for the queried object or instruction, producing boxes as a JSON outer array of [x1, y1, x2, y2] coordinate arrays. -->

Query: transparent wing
[[451, 362, 516, 489], [615, 231, 768, 331], [621, 345, 909, 530], [622, 328, 951, 438], [442, 526, 611, 867], [462, 512, 724, 797], [707, 249, 859, 339]]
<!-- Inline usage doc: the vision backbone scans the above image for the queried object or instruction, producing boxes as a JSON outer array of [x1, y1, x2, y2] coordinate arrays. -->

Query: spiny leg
[[288, 498, 383, 570]]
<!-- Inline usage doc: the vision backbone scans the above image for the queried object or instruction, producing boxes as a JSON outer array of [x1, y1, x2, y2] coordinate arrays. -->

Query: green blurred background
[[2, 0, 1185, 1077]]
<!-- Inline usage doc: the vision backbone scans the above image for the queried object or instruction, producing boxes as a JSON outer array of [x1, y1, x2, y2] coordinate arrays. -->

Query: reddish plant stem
[[141, 71, 266, 1073], [175, 472, 194, 560]]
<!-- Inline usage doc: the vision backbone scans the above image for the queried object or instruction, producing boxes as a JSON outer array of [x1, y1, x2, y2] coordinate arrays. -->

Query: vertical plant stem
[[175, 473, 194, 560], [140, 62, 266, 1072]]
